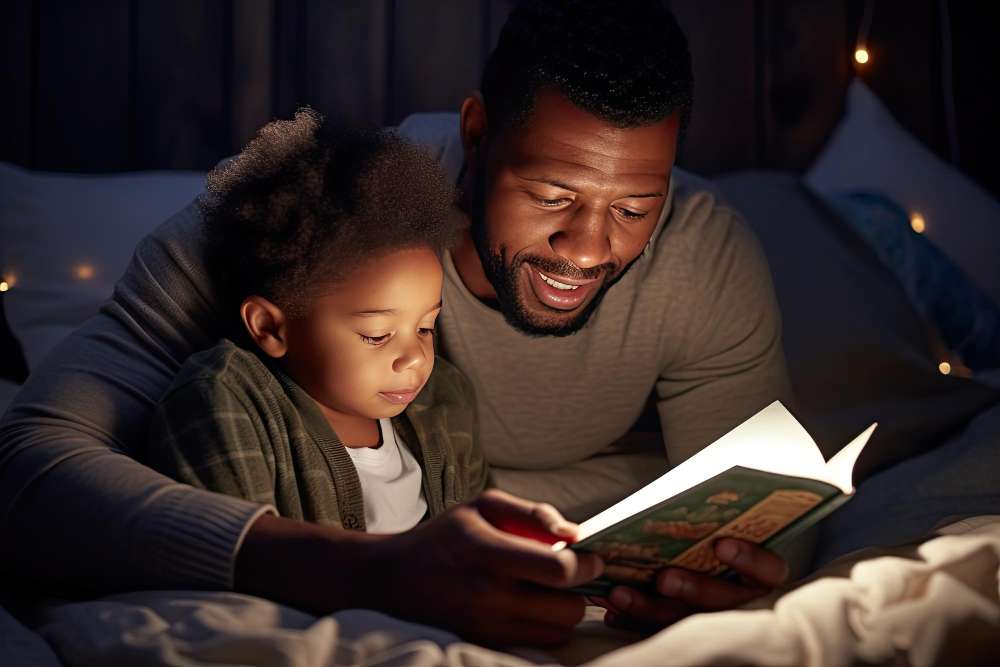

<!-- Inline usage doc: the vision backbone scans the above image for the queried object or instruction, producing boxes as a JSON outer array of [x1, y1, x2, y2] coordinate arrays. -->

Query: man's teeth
[[538, 271, 579, 290]]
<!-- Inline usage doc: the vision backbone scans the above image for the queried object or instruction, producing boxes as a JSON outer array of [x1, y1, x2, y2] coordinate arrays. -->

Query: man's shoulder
[[646, 169, 761, 271], [665, 169, 742, 234]]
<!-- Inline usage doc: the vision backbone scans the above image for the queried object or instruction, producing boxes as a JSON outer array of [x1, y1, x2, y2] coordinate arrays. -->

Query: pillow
[[823, 191, 1000, 371], [805, 79, 1000, 308], [714, 171, 1000, 482], [0, 163, 206, 370]]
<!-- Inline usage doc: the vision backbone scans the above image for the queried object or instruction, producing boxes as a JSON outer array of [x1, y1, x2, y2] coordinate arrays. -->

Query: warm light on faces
[[246, 246, 444, 442], [466, 88, 678, 336]]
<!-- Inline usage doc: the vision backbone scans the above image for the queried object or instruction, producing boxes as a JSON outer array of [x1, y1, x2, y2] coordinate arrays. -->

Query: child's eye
[[360, 333, 391, 346], [418, 327, 436, 337]]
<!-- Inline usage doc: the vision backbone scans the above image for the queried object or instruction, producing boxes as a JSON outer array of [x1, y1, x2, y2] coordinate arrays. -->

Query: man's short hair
[[200, 109, 459, 317], [481, 0, 693, 134]]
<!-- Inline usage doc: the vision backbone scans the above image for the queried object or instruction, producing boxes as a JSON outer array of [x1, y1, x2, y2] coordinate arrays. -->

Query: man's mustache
[[516, 254, 617, 281]]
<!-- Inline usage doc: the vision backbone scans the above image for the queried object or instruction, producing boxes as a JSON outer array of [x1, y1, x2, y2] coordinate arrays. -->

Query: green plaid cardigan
[[144, 339, 488, 531]]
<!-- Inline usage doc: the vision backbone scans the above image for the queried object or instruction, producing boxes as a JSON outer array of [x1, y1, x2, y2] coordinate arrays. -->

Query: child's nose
[[392, 340, 428, 374]]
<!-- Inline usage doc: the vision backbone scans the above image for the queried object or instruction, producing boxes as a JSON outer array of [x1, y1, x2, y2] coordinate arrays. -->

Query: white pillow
[[805, 79, 1000, 308], [0, 163, 206, 370]]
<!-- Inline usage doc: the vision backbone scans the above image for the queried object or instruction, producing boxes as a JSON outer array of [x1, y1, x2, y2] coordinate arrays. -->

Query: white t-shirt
[[344, 418, 427, 533]]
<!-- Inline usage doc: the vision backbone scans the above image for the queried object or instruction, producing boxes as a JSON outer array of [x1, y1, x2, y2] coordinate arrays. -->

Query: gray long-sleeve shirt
[[0, 119, 790, 592]]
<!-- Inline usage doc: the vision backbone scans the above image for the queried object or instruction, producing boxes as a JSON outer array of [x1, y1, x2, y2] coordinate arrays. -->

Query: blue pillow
[[824, 191, 1000, 370]]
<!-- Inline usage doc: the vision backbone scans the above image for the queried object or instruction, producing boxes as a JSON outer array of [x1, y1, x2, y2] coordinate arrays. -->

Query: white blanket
[[24, 516, 1000, 667]]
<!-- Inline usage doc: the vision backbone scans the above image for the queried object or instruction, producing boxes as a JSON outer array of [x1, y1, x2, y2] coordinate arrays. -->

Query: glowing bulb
[[854, 47, 870, 64], [74, 263, 96, 281], [910, 213, 926, 234], [939, 361, 952, 375], [0, 281, 8, 292]]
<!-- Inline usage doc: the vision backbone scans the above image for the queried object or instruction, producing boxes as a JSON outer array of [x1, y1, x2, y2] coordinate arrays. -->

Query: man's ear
[[459, 92, 488, 161], [240, 296, 288, 358]]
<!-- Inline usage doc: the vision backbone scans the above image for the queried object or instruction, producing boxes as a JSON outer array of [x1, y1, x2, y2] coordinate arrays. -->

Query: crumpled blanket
[[24, 516, 1000, 667]]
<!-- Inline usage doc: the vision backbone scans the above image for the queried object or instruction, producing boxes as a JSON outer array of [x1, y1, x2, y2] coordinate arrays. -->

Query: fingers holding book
[[595, 538, 789, 633]]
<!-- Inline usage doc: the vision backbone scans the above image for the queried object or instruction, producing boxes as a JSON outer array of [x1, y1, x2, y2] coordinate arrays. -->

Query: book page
[[575, 401, 827, 542], [825, 423, 878, 492]]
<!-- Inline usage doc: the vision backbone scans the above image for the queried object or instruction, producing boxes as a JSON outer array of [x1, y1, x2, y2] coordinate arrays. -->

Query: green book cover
[[561, 402, 875, 597]]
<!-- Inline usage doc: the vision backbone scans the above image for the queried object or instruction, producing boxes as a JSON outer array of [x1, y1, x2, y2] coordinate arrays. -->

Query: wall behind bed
[[1, 0, 998, 384], [1, 0, 998, 196]]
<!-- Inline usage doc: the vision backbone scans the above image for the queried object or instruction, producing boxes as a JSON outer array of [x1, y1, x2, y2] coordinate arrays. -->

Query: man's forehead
[[495, 89, 678, 179]]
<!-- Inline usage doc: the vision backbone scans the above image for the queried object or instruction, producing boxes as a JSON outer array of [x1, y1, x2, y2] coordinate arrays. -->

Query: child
[[143, 110, 487, 532]]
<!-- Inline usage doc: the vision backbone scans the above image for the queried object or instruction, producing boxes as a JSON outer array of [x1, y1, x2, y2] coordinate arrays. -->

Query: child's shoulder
[[166, 338, 278, 400]]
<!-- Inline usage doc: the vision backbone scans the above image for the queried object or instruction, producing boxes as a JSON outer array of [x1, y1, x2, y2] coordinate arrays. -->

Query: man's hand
[[594, 538, 789, 633], [235, 489, 604, 646], [369, 489, 603, 645]]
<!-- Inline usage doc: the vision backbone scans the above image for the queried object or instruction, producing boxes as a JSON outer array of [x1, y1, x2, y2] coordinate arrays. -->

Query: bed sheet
[[0, 379, 20, 419], [10, 515, 996, 667]]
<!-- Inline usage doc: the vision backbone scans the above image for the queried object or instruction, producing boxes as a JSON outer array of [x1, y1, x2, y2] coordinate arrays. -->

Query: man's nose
[[549, 206, 612, 270]]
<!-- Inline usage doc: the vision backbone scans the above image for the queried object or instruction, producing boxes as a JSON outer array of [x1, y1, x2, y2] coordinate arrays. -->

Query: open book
[[559, 401, 877, 596]]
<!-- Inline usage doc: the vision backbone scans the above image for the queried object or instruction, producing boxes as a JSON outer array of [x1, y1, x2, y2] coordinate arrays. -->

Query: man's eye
[[616, 207, 647, 220], [418, 327, 436, 337], [360, 333, 391, 345], [534, 195, 571, 207]]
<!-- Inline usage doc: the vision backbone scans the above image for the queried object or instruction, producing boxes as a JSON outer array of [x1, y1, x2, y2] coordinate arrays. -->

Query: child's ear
[[240, 296, 288, 358]]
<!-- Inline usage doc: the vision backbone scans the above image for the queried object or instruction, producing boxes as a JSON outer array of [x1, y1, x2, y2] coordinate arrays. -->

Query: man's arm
[[237, 491, 604, 646], [0, 202, 267, 591]]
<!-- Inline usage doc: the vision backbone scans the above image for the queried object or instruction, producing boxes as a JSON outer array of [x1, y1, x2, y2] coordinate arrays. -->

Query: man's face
[[280, 246, 443, 429], [468, 88, 679, 336]]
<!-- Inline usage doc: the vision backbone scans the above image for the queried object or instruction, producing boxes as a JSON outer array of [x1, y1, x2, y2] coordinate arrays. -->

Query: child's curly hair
[[200, 108, 460, 318]]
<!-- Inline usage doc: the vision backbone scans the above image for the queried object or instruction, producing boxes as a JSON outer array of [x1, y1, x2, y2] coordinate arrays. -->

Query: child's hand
[[473, 488, 579, 545]]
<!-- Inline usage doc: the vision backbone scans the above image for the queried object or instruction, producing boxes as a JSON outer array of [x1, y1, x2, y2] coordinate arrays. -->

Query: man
[[0, 0, 790, 644]]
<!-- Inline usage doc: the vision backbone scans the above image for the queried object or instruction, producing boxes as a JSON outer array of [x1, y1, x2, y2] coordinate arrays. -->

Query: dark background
[[1, 0, 997, 196], [1, 0, 998, 384]]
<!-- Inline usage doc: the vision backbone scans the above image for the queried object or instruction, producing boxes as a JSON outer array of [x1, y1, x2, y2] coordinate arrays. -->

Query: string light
[[73, 263, 96, 281], [854, 0, 874, 67], [1, 272, 15, 290], [910, 213, 927, 234], [938, 361, 952, 375], [0, 281, 8, 293]]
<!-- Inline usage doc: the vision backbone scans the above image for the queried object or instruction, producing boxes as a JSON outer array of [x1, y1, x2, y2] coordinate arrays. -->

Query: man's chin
[[500, 289, 605, 338]]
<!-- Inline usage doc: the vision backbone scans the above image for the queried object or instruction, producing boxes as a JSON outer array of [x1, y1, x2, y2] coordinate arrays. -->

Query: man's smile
[[525, 262, 603, 311]]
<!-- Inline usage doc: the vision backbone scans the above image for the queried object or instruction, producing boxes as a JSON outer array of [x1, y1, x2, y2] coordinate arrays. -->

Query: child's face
[[280, 246, 444, 422]]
